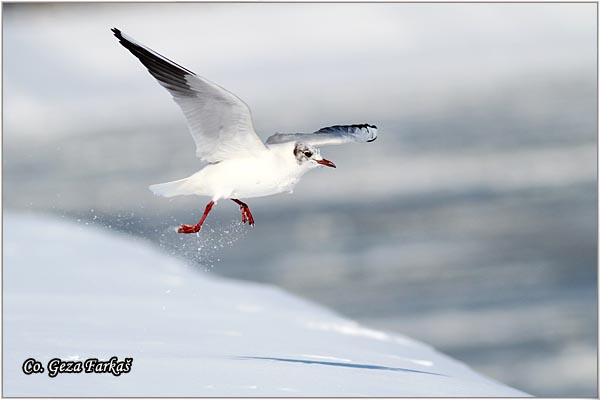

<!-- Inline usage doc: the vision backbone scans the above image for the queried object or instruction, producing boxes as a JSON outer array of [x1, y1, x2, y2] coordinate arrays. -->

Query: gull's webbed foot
[[231, 199, 255, 226], [177, 224, 201, 234], [177, 200, 215, 234]]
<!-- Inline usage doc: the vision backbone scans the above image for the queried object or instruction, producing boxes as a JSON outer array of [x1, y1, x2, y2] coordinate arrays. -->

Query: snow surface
[[3, 213, 528, 397]]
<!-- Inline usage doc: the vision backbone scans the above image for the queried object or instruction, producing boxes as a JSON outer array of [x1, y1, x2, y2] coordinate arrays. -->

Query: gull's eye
[[304, 151, 313, 158]]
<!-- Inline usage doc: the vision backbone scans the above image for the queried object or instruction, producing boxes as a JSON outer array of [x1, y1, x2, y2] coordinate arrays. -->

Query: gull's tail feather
[[149, 178, 193, 198]]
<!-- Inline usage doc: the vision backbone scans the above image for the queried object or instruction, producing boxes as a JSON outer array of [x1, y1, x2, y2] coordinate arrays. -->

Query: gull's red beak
[[316, 159, 336, 168]]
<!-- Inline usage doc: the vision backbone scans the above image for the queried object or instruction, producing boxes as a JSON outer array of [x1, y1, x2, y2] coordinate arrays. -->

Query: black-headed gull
[[112, 28, 378, 234]]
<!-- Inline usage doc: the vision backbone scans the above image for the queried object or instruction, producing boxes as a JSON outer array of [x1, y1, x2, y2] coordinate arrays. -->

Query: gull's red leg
[[178, 200, 215, 234], [231, 199, 255, 226]]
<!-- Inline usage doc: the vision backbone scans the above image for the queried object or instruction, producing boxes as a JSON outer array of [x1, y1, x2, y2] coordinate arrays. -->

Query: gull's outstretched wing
[[266, 124, 378, 146], [112, 28, 267, 163]]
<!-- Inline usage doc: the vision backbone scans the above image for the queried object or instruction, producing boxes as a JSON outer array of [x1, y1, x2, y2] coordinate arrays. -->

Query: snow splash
[[158, 218, 249, 271], [66, 208, 249, 272]]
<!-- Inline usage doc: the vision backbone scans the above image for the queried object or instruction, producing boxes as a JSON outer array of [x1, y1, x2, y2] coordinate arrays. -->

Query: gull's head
[[293, 143, 336, 169]]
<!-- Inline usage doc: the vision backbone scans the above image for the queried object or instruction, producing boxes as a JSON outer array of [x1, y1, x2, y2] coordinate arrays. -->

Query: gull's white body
[[150, 142, 312, 201]]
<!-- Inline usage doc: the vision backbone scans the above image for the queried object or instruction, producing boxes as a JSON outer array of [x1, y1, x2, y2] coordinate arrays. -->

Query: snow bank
[[3, 213, 527, 396]]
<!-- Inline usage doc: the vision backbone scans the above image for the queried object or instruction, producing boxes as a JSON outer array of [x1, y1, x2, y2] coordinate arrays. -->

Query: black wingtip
[[350, 123, 377, 130], [109, 27, 197, 77]]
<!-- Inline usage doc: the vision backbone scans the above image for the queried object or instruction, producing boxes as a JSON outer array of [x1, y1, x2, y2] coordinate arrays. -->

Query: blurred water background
[[3, 3, 597, 396]]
